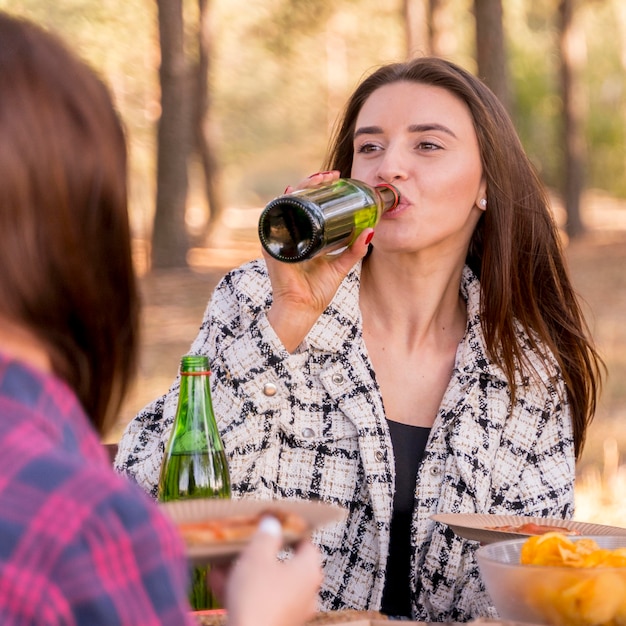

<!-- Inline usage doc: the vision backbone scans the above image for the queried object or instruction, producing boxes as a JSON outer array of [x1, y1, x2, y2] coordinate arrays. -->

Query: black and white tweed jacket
[[116, 260, 575, 622]]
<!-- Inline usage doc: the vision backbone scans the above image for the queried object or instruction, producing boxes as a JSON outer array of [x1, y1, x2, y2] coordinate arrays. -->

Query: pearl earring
[[479, 198, 487, 208]]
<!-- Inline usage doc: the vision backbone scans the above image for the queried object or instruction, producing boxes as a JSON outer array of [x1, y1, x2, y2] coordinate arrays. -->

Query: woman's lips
[[383, 200, 410, 218]]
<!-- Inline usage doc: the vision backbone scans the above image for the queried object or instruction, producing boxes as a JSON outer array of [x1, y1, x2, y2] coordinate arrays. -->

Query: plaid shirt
[[0, 354, 195, 625]]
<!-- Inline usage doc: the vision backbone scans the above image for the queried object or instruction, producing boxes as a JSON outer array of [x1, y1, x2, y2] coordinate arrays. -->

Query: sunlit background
[[3, 0, 626, 525]]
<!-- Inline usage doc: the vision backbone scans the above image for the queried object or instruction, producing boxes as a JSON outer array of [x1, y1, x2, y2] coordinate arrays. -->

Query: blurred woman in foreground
[[0, 11, 320, 626]]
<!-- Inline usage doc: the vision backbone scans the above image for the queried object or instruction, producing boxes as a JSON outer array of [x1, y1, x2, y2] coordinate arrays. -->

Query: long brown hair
[[0, 13, 139, 434], [324, 57, 603, 458]]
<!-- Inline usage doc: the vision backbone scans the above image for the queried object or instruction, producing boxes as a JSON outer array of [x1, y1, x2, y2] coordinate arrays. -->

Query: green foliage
[[581, 1, 626, 197], [211, 0, 408, 205], [509, 42, 561, 185], [258, 0, 337, 55], [4, 0, 626, 225], [1, 0, 158, 234], [507, 0, 626, 198]]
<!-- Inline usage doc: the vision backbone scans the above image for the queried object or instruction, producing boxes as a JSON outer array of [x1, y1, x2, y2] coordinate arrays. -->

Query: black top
[[380, 420, 431, 619]]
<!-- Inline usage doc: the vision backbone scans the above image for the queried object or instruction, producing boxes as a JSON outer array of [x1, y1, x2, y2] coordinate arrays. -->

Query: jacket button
[[332, 373, 344, 384], [430, 466, 442, 476], [302, 427, 315, 438], [375, 450, 385, 462], [263, 382, 278, 396]]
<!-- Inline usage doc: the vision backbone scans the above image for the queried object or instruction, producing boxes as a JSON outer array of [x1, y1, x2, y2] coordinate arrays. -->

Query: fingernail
[[258, 516, 282, 537], [365, 232, 374, 245], [283, 186, 290, 194]]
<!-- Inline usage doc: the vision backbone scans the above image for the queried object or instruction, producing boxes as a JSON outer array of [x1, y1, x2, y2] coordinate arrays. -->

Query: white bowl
[[476, 535, 626, 626]]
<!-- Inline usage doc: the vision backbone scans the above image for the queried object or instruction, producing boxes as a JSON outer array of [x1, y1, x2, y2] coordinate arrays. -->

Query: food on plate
[[195, 609, 389, 626], [306, 609, 389, 626], [306, 609, 388, 624], [178, 509, 309, 545], [487, 521, 580, 536], [520, 533, 626, 626]]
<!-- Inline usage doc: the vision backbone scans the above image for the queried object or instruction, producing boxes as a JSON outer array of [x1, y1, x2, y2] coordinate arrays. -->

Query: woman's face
[[351, 80, 486, 259]]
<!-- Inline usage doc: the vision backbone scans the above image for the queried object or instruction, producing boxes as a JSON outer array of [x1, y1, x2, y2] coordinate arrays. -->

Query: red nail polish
[[283, 186, 290, 194], [365, 232, 374, 245]]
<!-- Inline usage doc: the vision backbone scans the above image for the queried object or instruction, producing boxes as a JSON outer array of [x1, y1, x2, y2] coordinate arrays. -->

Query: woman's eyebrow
[[408, 123, 457, 138], [354, 123, 457, 138], [354, 125, 383, 137]]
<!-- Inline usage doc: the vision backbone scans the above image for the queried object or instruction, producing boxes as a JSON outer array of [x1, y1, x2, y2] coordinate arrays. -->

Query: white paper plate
[[430, 513, 626, 544], [160, 498, 347, 564]]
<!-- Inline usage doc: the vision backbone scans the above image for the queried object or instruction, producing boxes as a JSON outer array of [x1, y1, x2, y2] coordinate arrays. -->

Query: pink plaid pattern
[[0, 354, 195, 625]]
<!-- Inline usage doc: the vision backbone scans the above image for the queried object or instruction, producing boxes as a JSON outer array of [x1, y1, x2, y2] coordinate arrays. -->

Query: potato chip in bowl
[[476, 533, 626, 626]]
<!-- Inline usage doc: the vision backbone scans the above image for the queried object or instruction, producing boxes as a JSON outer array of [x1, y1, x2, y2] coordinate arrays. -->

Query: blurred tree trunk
[[474, 0, 510, 112], [195, 0, 224, 241], [617, 2, 626, 187], [403, 0, 453, 57], [429, 0, 452, 56], [558, 0, 587, 238], [152, 0, 191, 269], [403, 0, 429, 57]]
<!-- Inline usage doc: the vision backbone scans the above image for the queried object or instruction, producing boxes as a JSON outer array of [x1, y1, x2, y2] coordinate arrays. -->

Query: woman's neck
[[359, 253, 467, 346]]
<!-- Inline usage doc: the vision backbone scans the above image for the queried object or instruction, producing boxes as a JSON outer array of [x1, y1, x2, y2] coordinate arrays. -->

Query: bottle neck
[[177, 371, 213, 432], [375, 183, 400, 212]]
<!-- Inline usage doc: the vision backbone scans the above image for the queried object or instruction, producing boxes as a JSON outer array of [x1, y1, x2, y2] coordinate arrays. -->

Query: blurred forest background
[[3, 0, 626, 524]]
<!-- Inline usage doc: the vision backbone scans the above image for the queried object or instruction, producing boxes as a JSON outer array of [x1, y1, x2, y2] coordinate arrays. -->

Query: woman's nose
[[375, 146, 408, 183]]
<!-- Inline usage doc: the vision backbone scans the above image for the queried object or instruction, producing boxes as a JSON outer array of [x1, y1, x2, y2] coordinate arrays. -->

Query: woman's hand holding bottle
[[265, 171, 374, 353]]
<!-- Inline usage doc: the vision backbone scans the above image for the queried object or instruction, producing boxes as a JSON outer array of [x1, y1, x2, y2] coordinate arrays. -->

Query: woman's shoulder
[[102, 470, 185, 550], [0, 448, 190, 622], [0, 444, 185, 562]]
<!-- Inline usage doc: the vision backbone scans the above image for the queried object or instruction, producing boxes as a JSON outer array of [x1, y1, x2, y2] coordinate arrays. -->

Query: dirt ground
[[109, 193, 626, 523]]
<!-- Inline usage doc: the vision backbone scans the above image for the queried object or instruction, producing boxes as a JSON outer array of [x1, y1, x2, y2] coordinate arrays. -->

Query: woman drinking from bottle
[[117, 57, 603, 622]]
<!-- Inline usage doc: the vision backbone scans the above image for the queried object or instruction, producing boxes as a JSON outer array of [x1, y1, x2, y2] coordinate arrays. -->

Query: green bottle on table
[[158, 354, 231, 610]]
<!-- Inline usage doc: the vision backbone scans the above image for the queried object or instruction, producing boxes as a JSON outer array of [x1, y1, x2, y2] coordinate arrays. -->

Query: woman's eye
[[417, 141, 442, 151], [355, 142, 380, 154]]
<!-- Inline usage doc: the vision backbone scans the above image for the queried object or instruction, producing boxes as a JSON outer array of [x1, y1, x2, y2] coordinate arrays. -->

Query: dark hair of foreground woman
[[0, 12, 139, 434]]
